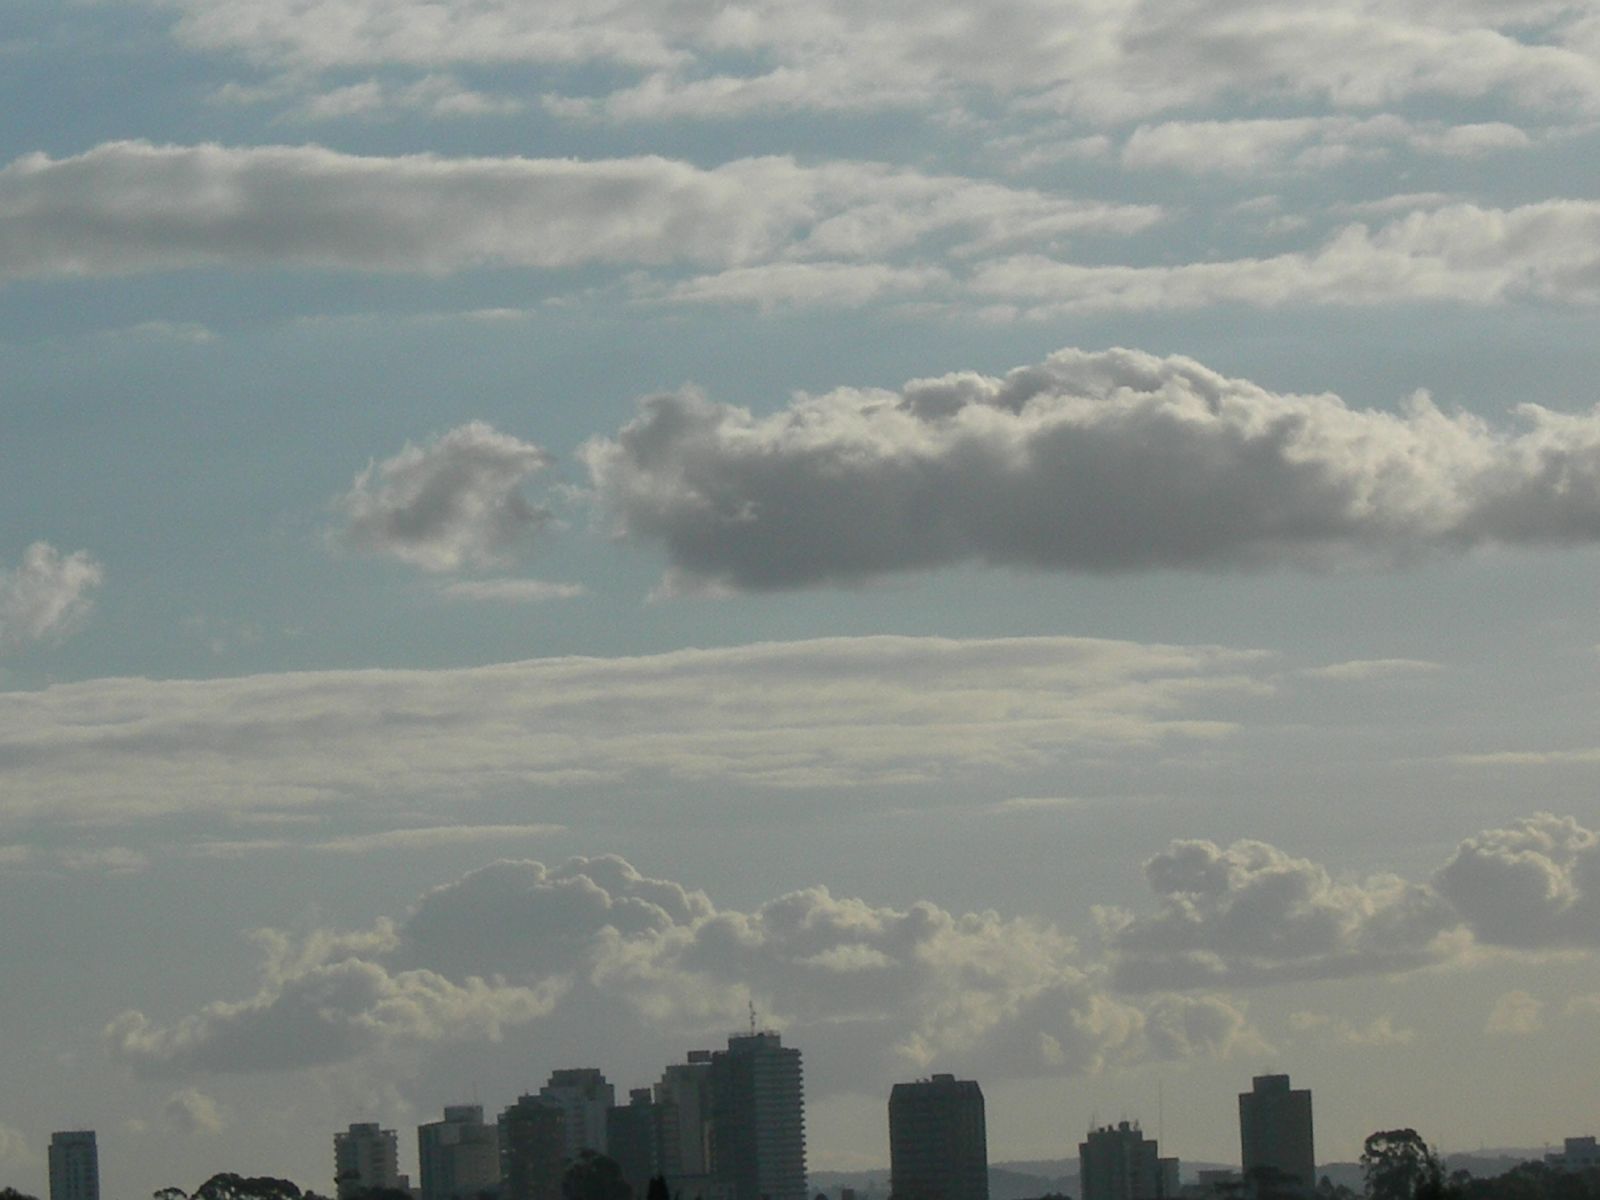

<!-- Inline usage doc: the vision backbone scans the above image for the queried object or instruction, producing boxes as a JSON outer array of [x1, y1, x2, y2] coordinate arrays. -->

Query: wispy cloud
[[0, 542, 104, 652]]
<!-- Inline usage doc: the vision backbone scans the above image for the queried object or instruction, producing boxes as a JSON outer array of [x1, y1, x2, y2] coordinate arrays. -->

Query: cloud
[[437, 579, 586, 603], [971, 202, 1600, 313], [1435, 813, 1600, 947], [1120, 116, 1533, 175], [583, 346, 1600, 592], [1102, 838, 1458, 990], [154, 0, 1600, 125], [0, 635, 1260, 825], [0, 542, 104, 651], [1485, 989, 1545, 1035], [333, 422, 553, 573], [0, 141, 1153, 285], [0, 1122, 29, 1165], [1289, 1011, 1415, 1046], [105, 854, 1256, 1090], [162, 1087, 226, 1134], [1296, 659, 1442, 682]]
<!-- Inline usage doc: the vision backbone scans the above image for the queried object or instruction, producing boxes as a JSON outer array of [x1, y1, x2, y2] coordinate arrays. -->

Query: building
[[49, 1131, 99, 1200], [419, 1105, 501, 1200], [500, 1095, 567, 1200], [709, 1031, 807, 1200], [657, 1053, 715, 1181], [887, 1075, 988, 1200], [336, 1124, 403, 1199], [608, 1089, 668, 1199], [1547, 1138, 1600, 1171], [540, 1068, 615, 1162], [1238, 1075, 1316, 1196], [1079, 1121, 1176, 1200]]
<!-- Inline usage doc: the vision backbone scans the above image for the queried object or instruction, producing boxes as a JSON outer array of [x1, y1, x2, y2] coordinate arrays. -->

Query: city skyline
[[6, 0, 1600, 1195]]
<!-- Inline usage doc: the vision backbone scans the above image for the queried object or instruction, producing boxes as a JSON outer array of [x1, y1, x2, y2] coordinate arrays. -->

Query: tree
[[3, 1188, 43, 1200], [562, 1151, 632, 1200], [645, 1178, 670, 1200], [1363, 1131, 1447, 1200]]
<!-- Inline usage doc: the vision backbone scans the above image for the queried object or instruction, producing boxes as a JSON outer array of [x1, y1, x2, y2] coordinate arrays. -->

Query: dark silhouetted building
[[1080, 1121, 1176, 1200], [609, 1088, 669, 1199], [336, 1123, 403, 1199], [49, 1131, 99, 1200], [420, 1105, 501, 1200], [710, 1032, 807, 1200], [1238, 1075, 1315, 1197], [541, 1068, 615, 1162], [888, 1074, 988, 1200], [500, 1095, 567, 1200]]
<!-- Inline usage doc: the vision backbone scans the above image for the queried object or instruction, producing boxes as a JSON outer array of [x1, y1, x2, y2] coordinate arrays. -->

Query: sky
[[5, 0, 1600, 1196]]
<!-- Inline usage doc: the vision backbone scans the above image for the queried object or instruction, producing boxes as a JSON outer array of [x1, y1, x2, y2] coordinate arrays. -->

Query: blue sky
[[6, 1, 1600, 1195]]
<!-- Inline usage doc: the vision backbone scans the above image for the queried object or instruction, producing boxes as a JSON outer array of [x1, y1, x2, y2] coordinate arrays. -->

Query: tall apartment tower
[[709, 1032, 807, 1200], [1079, 1122, 1176, 1200], [540, 1068, 615, 1162], [49, 1131, 99, 1200], [888, 1075, 989, 1200], [419, 1105, 501, 1200], [607, 1089, 669, 1199], [656, 1051, 717, 1195], [500, 1095, 567, 1200], [335, 1123, 403, 1198], [1238, 1075, 1316, 1195]]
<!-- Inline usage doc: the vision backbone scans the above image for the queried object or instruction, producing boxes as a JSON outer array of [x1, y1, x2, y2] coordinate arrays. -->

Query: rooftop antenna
[[750, 999, 758, 1035], [1158, 1078, 1165, 1149]]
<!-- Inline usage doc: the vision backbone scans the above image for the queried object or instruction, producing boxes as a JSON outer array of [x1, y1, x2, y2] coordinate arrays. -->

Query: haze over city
[[4, 1, 1600, 1197]]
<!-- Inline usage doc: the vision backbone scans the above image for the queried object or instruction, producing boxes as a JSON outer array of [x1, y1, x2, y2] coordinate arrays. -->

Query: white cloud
[[437, 579, 586, 602], [1485, 989, 1545, 1035], [583, 346, 1600, 592], [1289, 1010, 1415, 1046], [1297, 659, 1442, 682], [105, 854, 1257, 1090], [162, 1087, 226, 1134], [0, 1122, 30, 1165], [971, 201, 1600, 313], [1102, 838, 1458, 990], [0, 542, 104, 651], [333, 422, 552, 573], [0, 141, 1153, 285], [1435, 813, 1600, 947], [152, 0, 1600, 125], [0, 635, 1261, 825]]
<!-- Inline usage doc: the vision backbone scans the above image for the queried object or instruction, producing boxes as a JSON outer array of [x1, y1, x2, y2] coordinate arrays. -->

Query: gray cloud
[[161, 1087, 226, 1135], [583, 346, 1600, 592], [333, 422, 553, 573], [105, 854, 1257, 1090], [1435, 813, 1600, 947], [0, 542, 104, 651], [0, 141, 1152, 285], [1103, 838, 1458, 990]]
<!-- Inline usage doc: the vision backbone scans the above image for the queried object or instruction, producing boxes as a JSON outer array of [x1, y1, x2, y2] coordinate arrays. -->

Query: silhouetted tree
[[562, 1151, 631, 1200], [1363, 1131, 1447, 1200], [3, 1187, 43, 1200], [646, 1177, 670, 1200]]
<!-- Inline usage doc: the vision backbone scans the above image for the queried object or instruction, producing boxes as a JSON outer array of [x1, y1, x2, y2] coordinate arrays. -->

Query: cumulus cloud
[[162, 1087, 226, 1134], [0, 141, 1153, 285], [1289, 1011, 1415, 1046], [583, 346, 1600, 592], [0, 542, 104, 651], [1435, 813, 1600, 947], [1102, 838, 1458, 990], [0, 635, 1260, 824], [333, 422, 552, 573], [971, 202, 1600, 313], [105, 854, 1255, 1090], [1485, 989, 1545, 1035]]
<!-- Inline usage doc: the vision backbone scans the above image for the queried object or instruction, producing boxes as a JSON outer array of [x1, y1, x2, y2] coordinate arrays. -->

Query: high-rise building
[[709, 1032, 807, 1200], [1238, 1075, 1316, 1196], [49, 1131, 99, 1200], [1079, 1122, 1176, 1200], [335, 1123, 403, 1199], [887, 1074, 988, 1200], [540, 1069, 615, 1162], [500, 1095, 567, 1200], [419, 1105, 501, 1200], [608, 1089, 669, 1199], [656, 1053, 715, 1181]]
